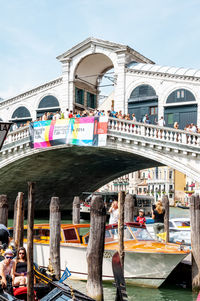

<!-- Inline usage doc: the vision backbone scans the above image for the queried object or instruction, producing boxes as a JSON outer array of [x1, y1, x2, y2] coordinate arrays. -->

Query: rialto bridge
[[1, 119, 200, 209], [1, 37, 200, 209]]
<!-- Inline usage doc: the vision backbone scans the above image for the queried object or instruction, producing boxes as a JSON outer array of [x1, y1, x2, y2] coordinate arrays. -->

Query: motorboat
[[146, 217, 191, 246], [9, 222, 189, 288], [169, 218, 191, 246]]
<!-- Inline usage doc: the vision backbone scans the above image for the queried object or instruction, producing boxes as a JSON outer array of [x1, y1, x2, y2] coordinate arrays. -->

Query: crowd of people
[[108, 199, 165, 238], [11, 107, 200, 136]]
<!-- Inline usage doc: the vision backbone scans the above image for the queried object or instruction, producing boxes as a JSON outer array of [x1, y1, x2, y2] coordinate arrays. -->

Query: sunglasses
[[5, 256, 13, 259], [19, 252, 25, 255]]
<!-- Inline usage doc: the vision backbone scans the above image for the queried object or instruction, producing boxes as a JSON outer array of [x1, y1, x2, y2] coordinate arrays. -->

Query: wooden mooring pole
[[14, 192, 24, 250], [0, 195, 8, 226], [72, 196, 80, 224], [163, 195, 169, 243], [13, 196, 18, 242], [27, 182, 35, 301], [124, 193, 134, 223], [50, 196, 61, 280], [118, 191, 125, 270], [190, 195, 200, 291], [86, 195, 106, 301]]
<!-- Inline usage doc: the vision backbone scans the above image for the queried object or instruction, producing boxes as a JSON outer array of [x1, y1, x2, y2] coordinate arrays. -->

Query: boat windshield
[[105, 225, 134, 243], [174, 221, 190, 228], [129, 227, 154, 241]]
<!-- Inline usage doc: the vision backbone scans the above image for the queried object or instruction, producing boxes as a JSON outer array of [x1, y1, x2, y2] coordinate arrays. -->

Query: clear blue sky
[[1, 0, 200, 99]]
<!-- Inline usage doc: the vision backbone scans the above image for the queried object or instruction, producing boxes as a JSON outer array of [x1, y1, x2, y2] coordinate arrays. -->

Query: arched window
[[130, 85, 157, 100], [165, 89, 197, 129], [38, 95, 59, 109], [166, 89, 195, 103], [37, 95, 60, 118], [12, 106, 31, 119], [128, 85, 158, 124], [11, 106, 32, 128]]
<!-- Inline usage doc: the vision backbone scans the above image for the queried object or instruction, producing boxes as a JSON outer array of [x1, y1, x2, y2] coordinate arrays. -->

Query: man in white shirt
[[158, 116, 165, 127], [64, 109, 69, 119]]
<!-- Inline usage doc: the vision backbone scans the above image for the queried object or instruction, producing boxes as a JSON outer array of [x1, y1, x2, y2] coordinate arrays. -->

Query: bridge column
[[60, 59, 72, 111], [114, 52, 126, 114]]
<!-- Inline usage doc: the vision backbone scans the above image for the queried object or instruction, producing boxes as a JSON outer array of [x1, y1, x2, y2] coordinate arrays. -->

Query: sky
[[1, 0, 200, 99]]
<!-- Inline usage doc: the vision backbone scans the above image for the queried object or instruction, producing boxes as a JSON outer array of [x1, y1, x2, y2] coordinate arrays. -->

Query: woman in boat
[[152, 201, 165, 237], [12, 247, 27, 286], [0, 249, 14, 288], [109, 200, 119, 224]]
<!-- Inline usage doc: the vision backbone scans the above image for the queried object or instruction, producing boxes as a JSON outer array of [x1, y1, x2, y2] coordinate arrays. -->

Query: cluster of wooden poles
[[0, 187, 200, 301]]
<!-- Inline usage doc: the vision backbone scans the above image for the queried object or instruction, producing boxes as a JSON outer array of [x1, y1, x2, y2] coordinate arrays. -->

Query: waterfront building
[[0, 37, 200, 129], [99, 167, 189, 206]]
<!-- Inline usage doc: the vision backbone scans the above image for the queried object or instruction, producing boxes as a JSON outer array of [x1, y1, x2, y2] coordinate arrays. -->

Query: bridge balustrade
[[108, 118, 200, 147], [1, 119, 200, 151]]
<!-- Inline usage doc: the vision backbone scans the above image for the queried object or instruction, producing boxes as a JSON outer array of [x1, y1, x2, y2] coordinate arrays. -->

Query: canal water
[[8, 207, 196, 300]]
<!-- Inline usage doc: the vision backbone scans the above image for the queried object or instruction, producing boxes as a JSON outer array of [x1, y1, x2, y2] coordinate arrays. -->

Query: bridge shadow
[[0, 146, 161, 210]]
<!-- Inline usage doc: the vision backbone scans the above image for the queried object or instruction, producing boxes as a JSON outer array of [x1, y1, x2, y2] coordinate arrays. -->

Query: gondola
[[0, 255, 95, 301]]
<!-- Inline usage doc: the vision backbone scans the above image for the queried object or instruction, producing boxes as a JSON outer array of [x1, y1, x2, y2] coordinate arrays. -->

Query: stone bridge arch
[[1, 117, 200, 209]]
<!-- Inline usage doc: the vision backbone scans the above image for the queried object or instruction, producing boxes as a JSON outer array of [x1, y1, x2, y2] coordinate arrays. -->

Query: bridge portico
[[1, 119, 200, 208], [57, 37, 154, 113]]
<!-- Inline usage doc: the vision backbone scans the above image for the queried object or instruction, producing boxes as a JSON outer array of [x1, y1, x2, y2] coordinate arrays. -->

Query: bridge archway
[[73, 53, 114, 111], [37, 95, 60, 118], [164, 88, 197, 129], [128, 84, 158, 123]]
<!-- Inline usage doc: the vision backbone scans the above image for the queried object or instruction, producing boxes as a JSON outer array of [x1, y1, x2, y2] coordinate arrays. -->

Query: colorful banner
[[29, 116, 108, 148]]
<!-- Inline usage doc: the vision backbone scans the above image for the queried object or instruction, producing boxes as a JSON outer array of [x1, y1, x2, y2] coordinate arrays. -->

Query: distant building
[[99, 167, 190, 206]]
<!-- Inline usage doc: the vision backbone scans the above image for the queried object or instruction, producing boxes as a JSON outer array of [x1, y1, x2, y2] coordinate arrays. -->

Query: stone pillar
[[114, 52, 126, 114], [60, 59, 71, 111]]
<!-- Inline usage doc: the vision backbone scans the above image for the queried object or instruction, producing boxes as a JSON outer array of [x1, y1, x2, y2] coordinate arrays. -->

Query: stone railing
[[3, 126, 30, 146], [108, 118, 200, 147], [2, 118, 200, 151]]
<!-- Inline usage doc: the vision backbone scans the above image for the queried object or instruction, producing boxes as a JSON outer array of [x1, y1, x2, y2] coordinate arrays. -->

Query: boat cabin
[[9, 223, 154, 246]]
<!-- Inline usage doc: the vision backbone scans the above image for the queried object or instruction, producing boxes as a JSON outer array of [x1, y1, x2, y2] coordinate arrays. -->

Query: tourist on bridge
[[109, 200, 119, 224], [152, 201, 165, 238], [132, 113, 137, 122], [158, 116, 165, 127]]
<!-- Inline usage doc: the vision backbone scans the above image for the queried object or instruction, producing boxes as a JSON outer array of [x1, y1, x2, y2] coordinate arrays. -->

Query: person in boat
[[109, 200, 119, 224], [12, 247, 27, 286], [0, 249, 14, 288], [152, 200, 165, 237], [0, 224, 10, 247], [136, 209, 146, 225]]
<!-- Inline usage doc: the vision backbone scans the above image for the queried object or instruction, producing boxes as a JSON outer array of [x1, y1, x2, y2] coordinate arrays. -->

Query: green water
[[8, 207, 196, 300]]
